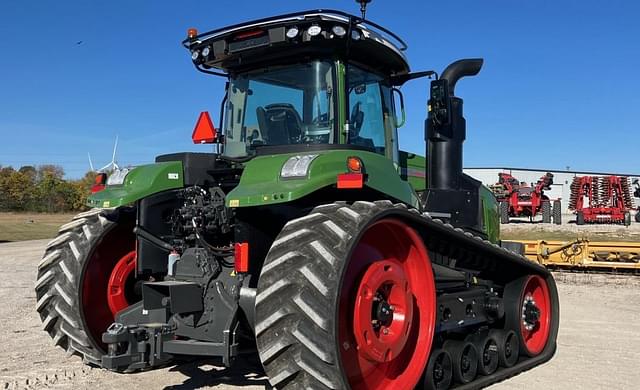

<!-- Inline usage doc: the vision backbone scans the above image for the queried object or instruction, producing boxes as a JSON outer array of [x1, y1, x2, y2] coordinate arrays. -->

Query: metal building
[[464, 167, 640, 214]]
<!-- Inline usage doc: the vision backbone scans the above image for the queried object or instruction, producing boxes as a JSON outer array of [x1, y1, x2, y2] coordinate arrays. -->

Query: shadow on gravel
[[163, 356, 271, 389], [0, 240, 11, 243]]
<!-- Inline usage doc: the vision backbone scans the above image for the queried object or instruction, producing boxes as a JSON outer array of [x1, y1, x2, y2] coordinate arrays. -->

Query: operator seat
[[256, 104, 303, 145], [349, 102, 375, 149]]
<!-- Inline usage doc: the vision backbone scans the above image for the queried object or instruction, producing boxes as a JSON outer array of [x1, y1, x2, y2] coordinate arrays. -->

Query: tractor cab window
[[223, 61, 335, 157], [347, 66, 390, 155]]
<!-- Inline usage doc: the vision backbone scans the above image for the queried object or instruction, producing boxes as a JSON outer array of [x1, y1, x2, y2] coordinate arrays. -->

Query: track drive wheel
[[35, 208, 136, 365], [552, 200, 562, 225], [541, 201, 551, 224], [499, 201, 510, 224], [255, 201, 436, 390], [576, 211, 585, 225], [504, 275, 552, 357]]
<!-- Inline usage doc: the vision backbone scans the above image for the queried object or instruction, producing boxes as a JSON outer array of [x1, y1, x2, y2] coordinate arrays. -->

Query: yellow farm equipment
[[517, 239, 640, 272]]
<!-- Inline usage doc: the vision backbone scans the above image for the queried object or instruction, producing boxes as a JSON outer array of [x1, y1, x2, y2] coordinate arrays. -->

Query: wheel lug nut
[[382, 328, 389, 335]]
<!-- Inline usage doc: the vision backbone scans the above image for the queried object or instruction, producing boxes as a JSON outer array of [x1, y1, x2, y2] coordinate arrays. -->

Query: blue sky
[[1, 1, 639, 178]]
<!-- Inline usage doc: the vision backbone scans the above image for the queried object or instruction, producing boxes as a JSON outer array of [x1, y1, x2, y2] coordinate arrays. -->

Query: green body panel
[[480, 186, 500, 243], [399, 151, 427, 192], [87, 162, 184, 208], [225, 150, 420, 208]]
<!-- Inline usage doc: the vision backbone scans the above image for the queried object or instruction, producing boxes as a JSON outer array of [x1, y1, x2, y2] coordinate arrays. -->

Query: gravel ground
[[1, 240, 639, 389]]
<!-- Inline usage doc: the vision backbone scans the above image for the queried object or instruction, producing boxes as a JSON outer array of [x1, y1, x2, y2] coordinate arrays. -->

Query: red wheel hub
[[339, 219, 436, 390], [353, 259, 413, 363], [520, 275, 551, 355], [107, 251, 137, 316]]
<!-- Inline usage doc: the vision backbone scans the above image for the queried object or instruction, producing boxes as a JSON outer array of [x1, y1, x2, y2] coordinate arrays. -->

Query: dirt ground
[[1, 240, 640, 389]]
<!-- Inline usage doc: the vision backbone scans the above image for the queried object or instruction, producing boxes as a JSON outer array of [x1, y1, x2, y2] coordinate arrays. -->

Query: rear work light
[[234, 242, 249, 273]]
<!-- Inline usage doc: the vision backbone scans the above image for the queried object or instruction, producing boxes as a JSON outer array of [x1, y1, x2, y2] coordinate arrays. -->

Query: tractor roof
[[183, 9, 410, 76]]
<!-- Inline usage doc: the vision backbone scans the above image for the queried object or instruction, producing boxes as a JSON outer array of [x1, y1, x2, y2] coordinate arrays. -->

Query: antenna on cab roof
[[356, 0, 372, 19]]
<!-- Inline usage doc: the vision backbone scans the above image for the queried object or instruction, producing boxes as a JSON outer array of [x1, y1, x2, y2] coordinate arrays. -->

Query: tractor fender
[[87, 161, 184, 208], [225, 149, 420, 208]]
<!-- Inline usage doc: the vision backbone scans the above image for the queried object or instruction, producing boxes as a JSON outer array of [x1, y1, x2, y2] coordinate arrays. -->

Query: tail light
[[234, 242, 249, 273]]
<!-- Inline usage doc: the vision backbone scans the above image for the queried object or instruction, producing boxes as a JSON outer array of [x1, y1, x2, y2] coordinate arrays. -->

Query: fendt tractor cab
[[36, 4, 558, 390]]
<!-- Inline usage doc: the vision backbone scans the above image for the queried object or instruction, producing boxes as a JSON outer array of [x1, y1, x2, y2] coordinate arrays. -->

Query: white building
[[464, 167, 640, 214]]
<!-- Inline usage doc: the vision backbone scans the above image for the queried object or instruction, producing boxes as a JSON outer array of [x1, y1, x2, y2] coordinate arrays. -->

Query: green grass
[[0, 212, 75, 242]]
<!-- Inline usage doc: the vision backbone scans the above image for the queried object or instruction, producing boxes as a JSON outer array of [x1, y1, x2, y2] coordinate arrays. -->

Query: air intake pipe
[[426, 58, 483, 190]]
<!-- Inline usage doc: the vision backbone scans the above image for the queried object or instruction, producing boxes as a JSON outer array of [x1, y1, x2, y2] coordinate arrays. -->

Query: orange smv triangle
[[192, 111, 217, 144]]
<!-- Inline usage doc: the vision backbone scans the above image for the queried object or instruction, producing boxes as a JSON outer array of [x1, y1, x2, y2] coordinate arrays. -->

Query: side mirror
[[391, 87, 406, 128], [428, 79, 451, 126]]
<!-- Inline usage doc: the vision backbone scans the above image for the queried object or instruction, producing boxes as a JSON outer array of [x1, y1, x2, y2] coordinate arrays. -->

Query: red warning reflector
[[91, 173, 107, 193], [192, 111, 217, 144], [337, 173, 364, 189], [234, 242, 249, 273], [235, 29, 264, 40]]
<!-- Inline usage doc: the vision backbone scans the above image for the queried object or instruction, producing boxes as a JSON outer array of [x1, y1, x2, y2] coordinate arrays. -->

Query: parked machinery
[[35, 6, 559, 390], [633, 179, 640, 223], [569, 175, 634, 226], [491, 172, 561, 225], [516, 239, 640, 273]]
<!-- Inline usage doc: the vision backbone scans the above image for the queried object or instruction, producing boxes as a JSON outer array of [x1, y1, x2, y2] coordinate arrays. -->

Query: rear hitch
[[101, 322, 174, 371]]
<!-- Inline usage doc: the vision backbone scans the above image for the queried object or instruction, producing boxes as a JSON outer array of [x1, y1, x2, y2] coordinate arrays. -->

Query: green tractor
[[35, 6, 558, 390]]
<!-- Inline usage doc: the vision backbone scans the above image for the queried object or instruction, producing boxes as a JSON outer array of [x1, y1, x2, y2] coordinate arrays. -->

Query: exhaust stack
[[426, 58, 483, 191], [423, 59, 484, 231]]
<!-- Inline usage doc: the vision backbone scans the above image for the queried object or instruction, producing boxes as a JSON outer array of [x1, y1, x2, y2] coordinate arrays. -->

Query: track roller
[[489, 329, 519, 367], [443, 339, 478, 385], [467, 333, 499, 376], [422, 348, 453, 390]]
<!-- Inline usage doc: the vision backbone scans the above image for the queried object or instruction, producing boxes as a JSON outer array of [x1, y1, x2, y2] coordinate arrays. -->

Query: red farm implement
[[569, 175, 634, 225], [491, 172, 561, 224]]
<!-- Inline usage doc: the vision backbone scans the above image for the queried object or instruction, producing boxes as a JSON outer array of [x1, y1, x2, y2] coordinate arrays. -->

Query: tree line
[[0, 165, 96, 213]]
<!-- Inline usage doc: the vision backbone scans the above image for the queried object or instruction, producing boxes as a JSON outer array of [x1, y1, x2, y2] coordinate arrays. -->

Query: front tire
[[35, 208, 136, 365], [255, 201, 436, 389]]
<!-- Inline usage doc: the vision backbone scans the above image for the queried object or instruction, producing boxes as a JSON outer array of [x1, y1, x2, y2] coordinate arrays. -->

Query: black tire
[[636, 210, 640, 223], [489, 329, 519, 368], [443, 340, 478, 384], [552, 200, 562, 225], [499, 201, 510, 224], [541, 201, 551, 224], [255, 201, 433, 389], [467, 333, 499, 376], [422, 348, 453, 390], [35, 208, 135, 366], [624, 211, 631, 227], [576, 211, 585, 225]]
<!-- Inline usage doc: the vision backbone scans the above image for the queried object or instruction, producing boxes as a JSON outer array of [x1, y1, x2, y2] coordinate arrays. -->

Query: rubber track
[[255, 201, 558, 390], [35, 209, 113, 365]]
